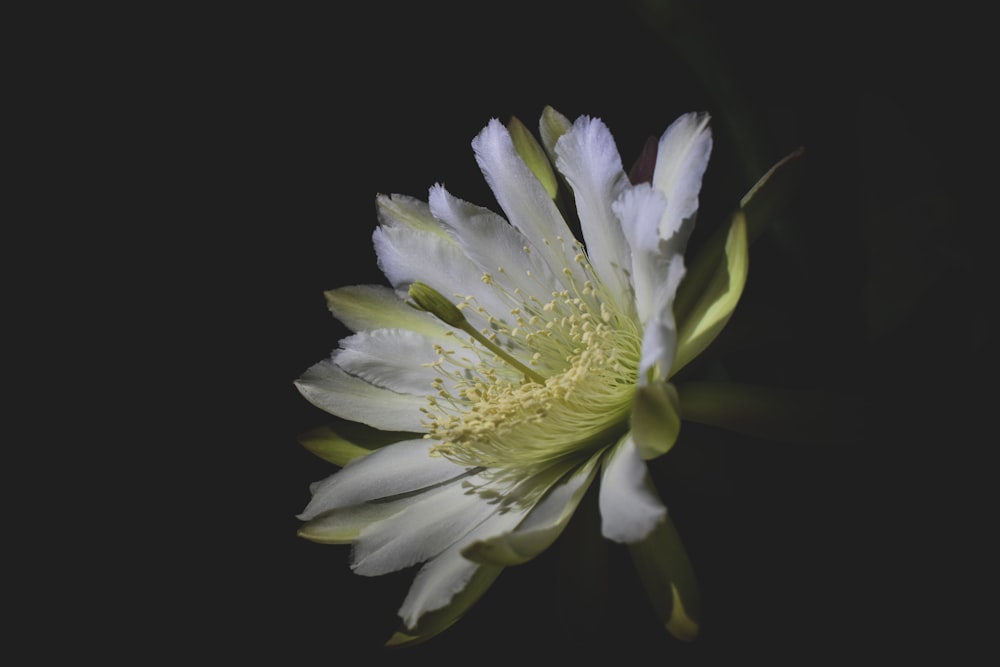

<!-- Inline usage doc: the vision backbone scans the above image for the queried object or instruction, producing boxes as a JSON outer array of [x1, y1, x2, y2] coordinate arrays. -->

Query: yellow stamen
[[413, 258, 642, 486]]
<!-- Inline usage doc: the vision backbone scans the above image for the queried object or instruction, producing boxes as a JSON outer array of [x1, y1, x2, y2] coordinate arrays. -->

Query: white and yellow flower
[[295, 106, 788, 646]]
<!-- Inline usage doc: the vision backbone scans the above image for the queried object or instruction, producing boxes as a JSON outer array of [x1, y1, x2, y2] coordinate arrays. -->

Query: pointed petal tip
[[295, 526, 320, 542], [297, 423, 372, 466], [384, 630, 419, 649], [384, 617, 461, 648], [666, 583, 700, 641], [296, 526, 354, 545]]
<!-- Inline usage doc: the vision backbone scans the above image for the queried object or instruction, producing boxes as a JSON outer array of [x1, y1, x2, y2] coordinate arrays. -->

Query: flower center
[[413, 248, 641, 481]]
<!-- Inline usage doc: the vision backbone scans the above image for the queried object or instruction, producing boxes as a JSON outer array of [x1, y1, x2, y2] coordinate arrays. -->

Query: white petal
[[462, 456, 601, 565], [613, 182, 687, 380], [324, 284, 445, 337], [471, 118, 584, 286], [638, 257, 686, 382], [599, 435, 667, 543], [352, 473, 498, 576], [653, 112, 713, 255], [397, 503, 528, 629], [298, 438, 470, 520], [334, 329, 441, 396], [294, 359, 429, 431], [427, 184, 556, 305], [372, 220, 511, 329], [612, 182, 668, 324], [554, 116, 633, 308]]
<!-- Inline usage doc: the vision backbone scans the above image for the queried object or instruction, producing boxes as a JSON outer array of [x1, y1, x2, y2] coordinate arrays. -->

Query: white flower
[[295, 107, 759, 646]]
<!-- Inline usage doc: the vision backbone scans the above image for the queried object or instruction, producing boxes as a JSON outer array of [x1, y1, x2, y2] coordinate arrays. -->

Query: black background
[[34, 0, 992, 663]]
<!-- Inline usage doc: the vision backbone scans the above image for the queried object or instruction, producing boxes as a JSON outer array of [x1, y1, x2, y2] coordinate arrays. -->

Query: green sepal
[[509, 114, 559, 199], [672, 147, 804, 373], [385, 564, 504, 648], [323, 284, 444, 336], [461, 459, 599, 566], [376, 192, 448, 237], [537, 105, 578, 223], [298, 418, 418, 466], [628, 514, 700, 642], [297, 500, 409, 544], [678, 380, 848, 445], [631, 381, 682, 460], [740, 146, 806, 244], [538, 105, 572, 165], [672, 209, 749, 375]]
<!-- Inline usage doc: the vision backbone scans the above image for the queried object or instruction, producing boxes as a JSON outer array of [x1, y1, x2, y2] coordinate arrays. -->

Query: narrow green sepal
[[298, 500, 410, 545], [509, 114, 559, 199], [462, 460, 599, 566], [538, 105, 572, 165], [385, 565, 504, 648], [298, 419, 417, 466], [631, 381, 681, 460], [537, 105, 578, 222], [740, 146, 806, 244], [678, 380, 851, 445], [628, 514, 701, 642], [673, 209, 749, 375], [299, 424, 371, 466], [296, 523, 358, 545], [673, 146, 804, 353], [376, 192, 445, 235]]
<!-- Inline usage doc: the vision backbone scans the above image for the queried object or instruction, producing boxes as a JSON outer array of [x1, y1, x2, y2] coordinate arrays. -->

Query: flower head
[[295, 107, 773, 646]]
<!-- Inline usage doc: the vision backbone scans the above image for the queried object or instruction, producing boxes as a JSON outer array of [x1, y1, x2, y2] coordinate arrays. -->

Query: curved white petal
[[397, 503, 528, 629], [294, 359, 429, 432], [638, 257, 686, 382], [554, 116, 633, 308], [427, 184, 556, 305], [324, 284, 445, 337], [373, 221, 511, 330], [298, 438, 470, 520], [612, 182, 668, 325], [334, 329, 441, 396], [471, 119, 584, 286], [599, 435, 667, 543], [653, 112, 713, 255], [613, 182, 687, 380], [352, 473, 498, 576], [462, 455, 601, 566]]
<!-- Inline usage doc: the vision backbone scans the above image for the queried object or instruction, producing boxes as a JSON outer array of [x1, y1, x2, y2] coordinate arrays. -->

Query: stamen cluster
[[421, 251, 642, 479]]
